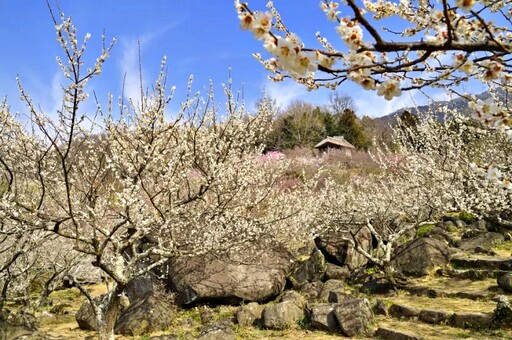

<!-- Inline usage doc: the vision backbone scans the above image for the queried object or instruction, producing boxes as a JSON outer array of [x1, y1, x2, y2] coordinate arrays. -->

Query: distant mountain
[[374, 90, 503, 127]]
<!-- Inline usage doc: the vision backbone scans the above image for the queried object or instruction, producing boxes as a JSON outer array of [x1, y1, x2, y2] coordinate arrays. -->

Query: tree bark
[[96, 283, 124, 340]]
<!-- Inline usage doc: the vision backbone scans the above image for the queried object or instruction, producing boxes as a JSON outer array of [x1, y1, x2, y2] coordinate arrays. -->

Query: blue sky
[[0, 1, 489, 119]]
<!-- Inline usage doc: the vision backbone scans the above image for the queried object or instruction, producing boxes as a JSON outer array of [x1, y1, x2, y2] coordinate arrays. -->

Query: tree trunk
[[96, 283, 124, 340]]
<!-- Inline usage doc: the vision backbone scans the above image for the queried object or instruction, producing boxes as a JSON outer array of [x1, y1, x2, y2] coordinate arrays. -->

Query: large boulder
[[333, 298, 374, 337], [124, 273, 160, 303], [262, 301, 304, 330], [114, 290, 175, 336], [167, 241, 294, 305], [318, 279, 346, 302], [459, 232, 504, 252], [309, 303, 340, 332], [75, 297, 100, 331], [289, 248, 326, 288], [315, 226, 372, 271], [391, 238, 450, 277]]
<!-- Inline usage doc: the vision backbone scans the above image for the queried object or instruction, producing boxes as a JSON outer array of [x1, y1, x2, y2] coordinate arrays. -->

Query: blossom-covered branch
[[235, 0, 511, 99]]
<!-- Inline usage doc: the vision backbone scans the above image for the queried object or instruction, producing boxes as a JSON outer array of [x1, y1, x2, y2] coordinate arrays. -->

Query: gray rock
[[309, 303, 340, 332], [324, 263, 351, 281], [168, 240, 293, 305], [423, 227, 455, 245], [297, 281, 323, 302], [328, 291, 350, 303], [236, 302, 263, 326], [289, 248, 326, 287], [389, 304, 421, 319], [492, 295, 512, 328], [374, 327, 424, 340], [124, 273, 159, 303], [198, 322, 236, 340], [391, 238, 450, 277], [279, 291, 306, 309], [0, 309, 38, 340], [262, 301, 304, 330], [362, 277, 396, 295], [318, 279, 345, 302], [115, 290, 175, 336], [315, 226, 372, 270], [76, 297, 102, 331], [497, 272, 512, 292], [470, 220, 488, 232], [334, 298, 374, 337], [437, 220, 458, 232], [459, 232, 504, 252], [150, 335, 179, 340], [419, 309, 451, 324], [373, 300, 388, 316], [49, 303, 73, 316], [451, 312, 493, 329], [65, 259, 105, 286], [474, 246, 497, 255]]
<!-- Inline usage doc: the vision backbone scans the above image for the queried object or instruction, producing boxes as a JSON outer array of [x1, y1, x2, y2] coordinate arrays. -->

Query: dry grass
[[383, 294, 496, 314], [377, 316, 511, 340], [410, 276, 497, 295], [492, 240, 512, 257]]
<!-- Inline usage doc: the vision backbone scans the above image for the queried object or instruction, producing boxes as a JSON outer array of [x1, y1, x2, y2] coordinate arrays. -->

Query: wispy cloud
[[354, 89, 423, 117], [117, 22, 182, 108], [264, 79, 330, 110]]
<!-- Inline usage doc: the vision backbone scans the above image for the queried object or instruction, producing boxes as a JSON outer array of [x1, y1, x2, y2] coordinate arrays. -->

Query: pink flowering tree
[[235, 0, 511, 128]]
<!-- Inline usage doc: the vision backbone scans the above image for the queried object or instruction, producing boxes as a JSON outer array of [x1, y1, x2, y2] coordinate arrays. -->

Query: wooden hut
[[314, 136, 356, 156]]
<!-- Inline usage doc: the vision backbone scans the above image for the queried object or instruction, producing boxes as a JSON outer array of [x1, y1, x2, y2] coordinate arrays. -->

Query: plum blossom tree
[[235, 0, 511, 128], [315, 107, 512, 286], [0, 9, 322, 340]]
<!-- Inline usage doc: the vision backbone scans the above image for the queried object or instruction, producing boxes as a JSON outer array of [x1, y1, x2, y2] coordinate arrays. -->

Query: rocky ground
[[3, 215, 512, 339]]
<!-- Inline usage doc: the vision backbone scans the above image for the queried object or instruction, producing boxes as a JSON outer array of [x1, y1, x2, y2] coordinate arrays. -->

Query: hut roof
[[314, 136, 356, 149]]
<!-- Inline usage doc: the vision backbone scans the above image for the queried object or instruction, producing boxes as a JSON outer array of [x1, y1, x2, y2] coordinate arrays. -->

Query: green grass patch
[[48, 288, 82, 302], [492, 241, 512, 257], [416, 224, 436, 237], [458, 211, 477, 224]]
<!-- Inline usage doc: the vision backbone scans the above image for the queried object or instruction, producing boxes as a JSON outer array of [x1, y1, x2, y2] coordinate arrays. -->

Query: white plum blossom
[[320, 1, 341, 21], [376, 78, 402, 100], [235, 0, 511, 107], [456, 0, 476, 13]]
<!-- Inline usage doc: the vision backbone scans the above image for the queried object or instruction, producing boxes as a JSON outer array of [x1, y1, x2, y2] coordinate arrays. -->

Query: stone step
[[374, 327, 423, 340], [437, 268, 504, 281], [388, 303, 494, 330], [376, 315, 510, 340], [450, 254, 512, 270], [402, 285, 495, 301]]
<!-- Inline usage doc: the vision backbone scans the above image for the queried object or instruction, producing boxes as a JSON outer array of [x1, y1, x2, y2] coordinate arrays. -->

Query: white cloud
[[264, 79, 330, 110], [354, 89, 423, 117], [117, 22, 182, 110]]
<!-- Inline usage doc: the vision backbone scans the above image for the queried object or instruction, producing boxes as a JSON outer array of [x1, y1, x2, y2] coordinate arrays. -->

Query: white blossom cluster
[[0, 13, 326, 334], [312, 106, 512, 272], [235, 0, 511, 100]]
